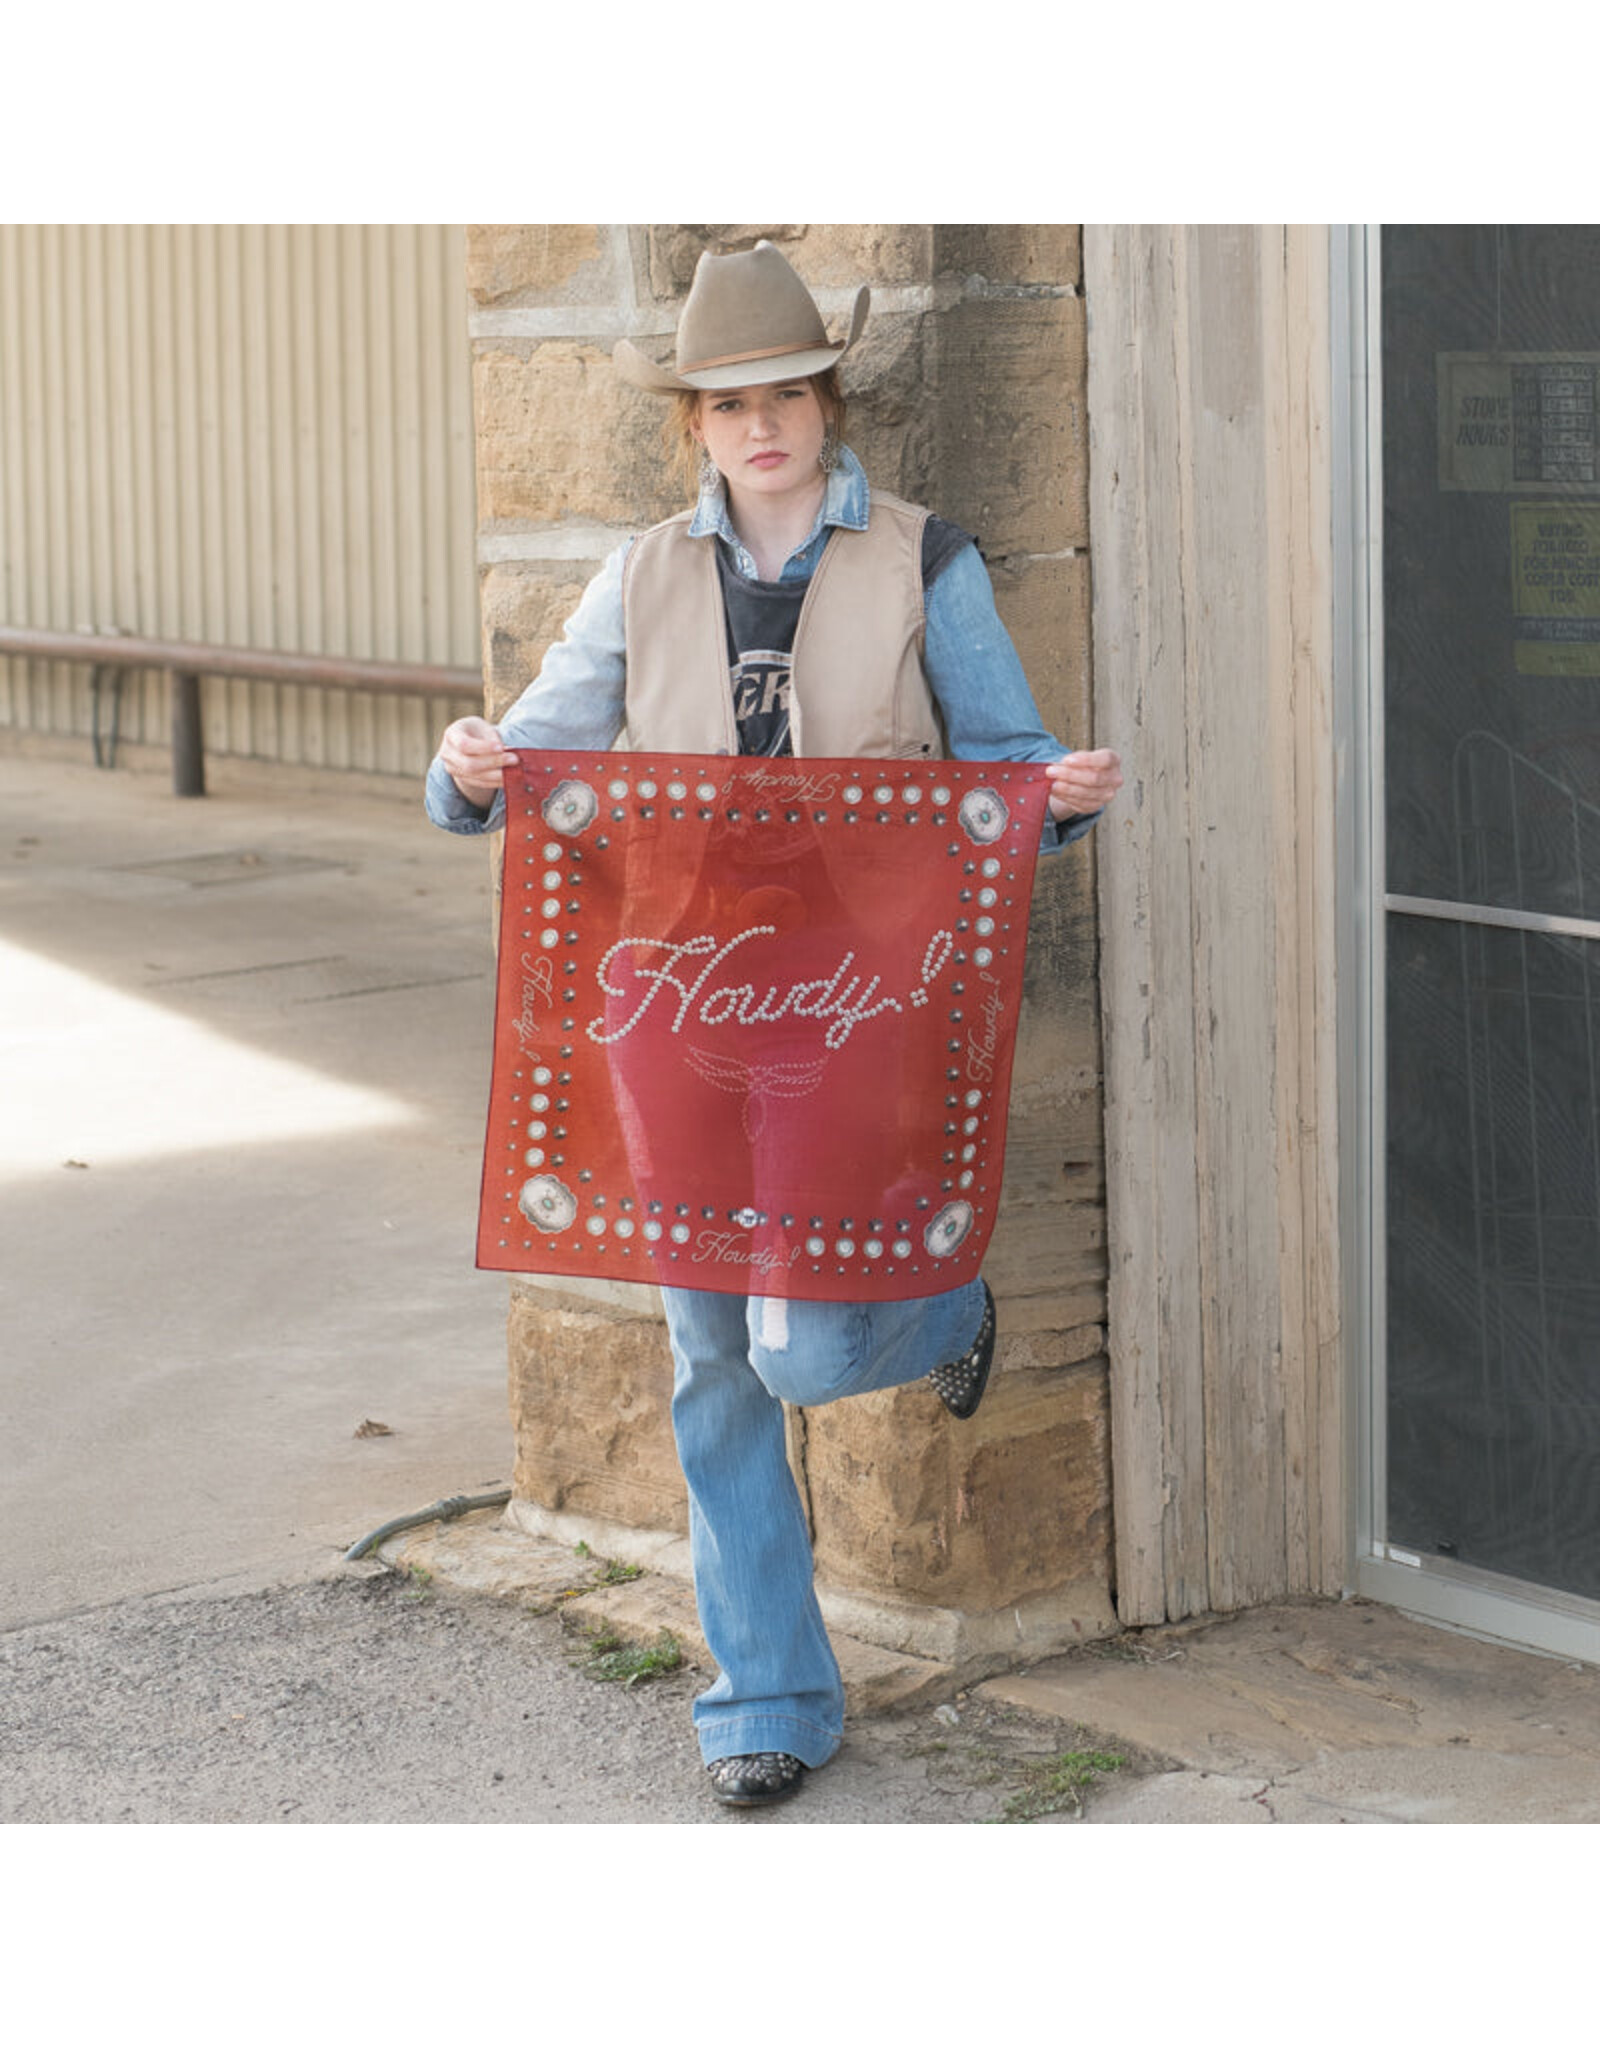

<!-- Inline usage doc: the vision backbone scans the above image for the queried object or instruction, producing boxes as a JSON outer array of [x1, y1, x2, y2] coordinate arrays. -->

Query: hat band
[[677, 335, 831, 375]]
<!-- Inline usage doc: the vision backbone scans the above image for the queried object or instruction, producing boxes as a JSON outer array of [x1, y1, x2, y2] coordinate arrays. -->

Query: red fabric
[[477, 752, 1047, 1300]]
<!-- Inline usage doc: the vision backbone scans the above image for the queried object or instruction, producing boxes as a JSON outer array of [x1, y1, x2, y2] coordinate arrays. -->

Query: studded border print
[[476, 752, 1048, 1301]]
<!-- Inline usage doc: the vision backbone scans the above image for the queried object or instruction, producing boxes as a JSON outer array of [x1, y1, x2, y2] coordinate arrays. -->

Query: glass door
[[1369, 226, 1600, 1646]]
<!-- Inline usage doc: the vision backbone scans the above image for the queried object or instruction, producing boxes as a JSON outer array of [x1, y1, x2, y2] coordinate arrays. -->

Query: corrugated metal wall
[[0, 224, 479, 776]]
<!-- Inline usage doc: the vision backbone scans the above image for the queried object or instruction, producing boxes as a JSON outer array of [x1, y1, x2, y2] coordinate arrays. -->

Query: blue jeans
[[660, 1278, 987, 1767]]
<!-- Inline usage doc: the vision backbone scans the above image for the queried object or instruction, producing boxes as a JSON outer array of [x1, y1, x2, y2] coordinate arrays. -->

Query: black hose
[[343, 1487, 512, 1562]]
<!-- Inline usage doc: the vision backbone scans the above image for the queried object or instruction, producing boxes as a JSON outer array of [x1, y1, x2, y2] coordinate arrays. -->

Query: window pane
[[1383, 226, 1600, 921], [1388, 914, 1600, 1599]]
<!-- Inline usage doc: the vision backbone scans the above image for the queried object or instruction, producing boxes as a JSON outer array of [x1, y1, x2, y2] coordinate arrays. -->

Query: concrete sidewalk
[[5, 741, 1597, 1824], [382, 1504, 1600, 1823], [0, 743, 513, 1628]]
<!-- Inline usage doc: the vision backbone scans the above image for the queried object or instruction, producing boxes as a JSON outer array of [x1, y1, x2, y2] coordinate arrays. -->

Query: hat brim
[[613, 286, 869, 395]]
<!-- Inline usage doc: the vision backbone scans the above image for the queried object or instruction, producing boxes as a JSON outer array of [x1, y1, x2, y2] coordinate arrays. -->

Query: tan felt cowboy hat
[[613, 240, 870, 395]]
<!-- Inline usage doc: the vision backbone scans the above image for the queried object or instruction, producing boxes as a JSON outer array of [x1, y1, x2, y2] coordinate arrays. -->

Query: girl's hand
[[438, 716, 519, 807], [1045, 748, 1123, 823]]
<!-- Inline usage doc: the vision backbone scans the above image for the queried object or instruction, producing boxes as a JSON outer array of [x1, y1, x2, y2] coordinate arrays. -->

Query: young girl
[[429, 240, 1123, 1808]]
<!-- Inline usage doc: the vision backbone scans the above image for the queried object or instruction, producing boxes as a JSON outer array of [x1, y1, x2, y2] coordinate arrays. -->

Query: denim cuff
[[425, 756, 503, 835]]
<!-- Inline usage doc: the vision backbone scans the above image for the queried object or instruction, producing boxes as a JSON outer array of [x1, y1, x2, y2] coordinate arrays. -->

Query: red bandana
[[477, 753, 1047, 1300]]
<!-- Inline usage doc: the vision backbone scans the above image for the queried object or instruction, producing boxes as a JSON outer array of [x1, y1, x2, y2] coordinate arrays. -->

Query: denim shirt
[[426, 446, 1096, 850]]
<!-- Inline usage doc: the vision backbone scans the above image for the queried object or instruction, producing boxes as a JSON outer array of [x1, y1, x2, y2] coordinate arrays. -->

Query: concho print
[[518, 1174, 579, 1233], [923, 1199, 975, 1257], [958, 786, 1008, 845], [541, 779, 599, 836]]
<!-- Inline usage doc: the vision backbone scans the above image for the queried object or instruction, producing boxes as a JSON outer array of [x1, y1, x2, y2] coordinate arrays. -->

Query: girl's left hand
[[1046, 748, 1124, 823]]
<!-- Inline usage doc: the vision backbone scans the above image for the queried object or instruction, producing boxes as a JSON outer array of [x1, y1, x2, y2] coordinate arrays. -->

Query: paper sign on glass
[[477, 752, 1047, 1301]]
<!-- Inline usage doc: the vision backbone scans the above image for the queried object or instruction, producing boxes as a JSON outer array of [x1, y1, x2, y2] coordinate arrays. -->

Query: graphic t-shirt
[[718, 517, 973, 757]]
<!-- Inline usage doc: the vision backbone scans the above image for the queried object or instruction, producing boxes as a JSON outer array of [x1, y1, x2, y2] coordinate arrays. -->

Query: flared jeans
[[660, 1277, 987, 1767]]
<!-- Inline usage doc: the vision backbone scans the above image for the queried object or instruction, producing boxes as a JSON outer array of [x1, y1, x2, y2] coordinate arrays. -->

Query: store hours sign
[[477, 752, 1049, 1302]]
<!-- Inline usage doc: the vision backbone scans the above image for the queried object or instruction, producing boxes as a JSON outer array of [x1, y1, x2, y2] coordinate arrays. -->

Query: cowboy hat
[[613, 240, 869, 395]]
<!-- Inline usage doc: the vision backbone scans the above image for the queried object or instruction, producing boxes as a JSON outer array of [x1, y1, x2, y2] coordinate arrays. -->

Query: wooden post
[[1086, 225, 1344, 1624]]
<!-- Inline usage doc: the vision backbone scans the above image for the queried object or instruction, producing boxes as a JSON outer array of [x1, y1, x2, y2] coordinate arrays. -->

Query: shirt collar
[[687, 443, 870, 544]]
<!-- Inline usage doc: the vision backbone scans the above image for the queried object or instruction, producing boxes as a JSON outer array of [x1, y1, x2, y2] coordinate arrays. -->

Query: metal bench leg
[[172, 668, 205, 796]]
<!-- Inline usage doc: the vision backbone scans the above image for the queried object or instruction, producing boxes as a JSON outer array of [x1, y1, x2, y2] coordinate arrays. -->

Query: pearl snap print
[[477, 752, 1049, 1302]]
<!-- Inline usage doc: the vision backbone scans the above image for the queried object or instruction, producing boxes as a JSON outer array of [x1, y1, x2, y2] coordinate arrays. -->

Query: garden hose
[[343, 1487, 511, 1562]]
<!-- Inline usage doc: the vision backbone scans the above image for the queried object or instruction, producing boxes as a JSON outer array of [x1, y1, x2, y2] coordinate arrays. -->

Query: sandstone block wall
[[470, 225, 1114, 1661]]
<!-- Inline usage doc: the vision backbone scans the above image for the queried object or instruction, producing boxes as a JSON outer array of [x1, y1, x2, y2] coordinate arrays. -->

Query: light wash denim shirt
[[426, 447, 1097, 850]]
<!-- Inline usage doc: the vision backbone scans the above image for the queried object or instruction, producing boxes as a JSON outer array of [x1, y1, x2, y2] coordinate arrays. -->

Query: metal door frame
[[1334, 223, 1600, 1666]]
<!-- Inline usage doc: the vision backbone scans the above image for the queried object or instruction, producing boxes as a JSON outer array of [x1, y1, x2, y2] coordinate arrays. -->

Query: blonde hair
[[664, 369, 847, 497]]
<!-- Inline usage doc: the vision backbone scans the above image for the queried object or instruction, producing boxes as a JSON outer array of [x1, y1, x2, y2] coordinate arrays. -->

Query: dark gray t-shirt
[[720, 517, 973, 756]]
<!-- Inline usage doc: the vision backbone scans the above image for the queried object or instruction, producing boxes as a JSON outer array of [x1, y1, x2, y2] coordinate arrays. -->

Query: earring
[[817, 429, 840, 475], [697, 450, 721, 492]]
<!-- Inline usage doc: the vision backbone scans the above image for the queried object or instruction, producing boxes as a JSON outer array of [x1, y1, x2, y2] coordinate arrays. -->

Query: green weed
[[992, 1747, 1124, 1822], [557, 1547, 647, 1598], [575, 1627, 683, 1688]]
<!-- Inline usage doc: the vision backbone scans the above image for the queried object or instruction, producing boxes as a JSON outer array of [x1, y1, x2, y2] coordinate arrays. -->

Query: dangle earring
[[697, 448, 721, 493], [817, 427, 840, 474]]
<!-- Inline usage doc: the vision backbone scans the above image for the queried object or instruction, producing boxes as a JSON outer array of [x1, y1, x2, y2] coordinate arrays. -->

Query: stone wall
[[466, 225, 1114, 1666]]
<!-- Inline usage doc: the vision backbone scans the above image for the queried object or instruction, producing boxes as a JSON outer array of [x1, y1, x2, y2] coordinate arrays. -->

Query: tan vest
[[619, 490, 946, 760]]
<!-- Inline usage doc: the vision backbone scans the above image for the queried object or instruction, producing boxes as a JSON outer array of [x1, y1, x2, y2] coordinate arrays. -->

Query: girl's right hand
[[437, 716, 519, 806]]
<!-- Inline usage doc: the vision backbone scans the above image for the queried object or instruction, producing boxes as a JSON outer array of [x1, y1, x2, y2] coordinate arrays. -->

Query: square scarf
[[477, 752, 1047, 1301]]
